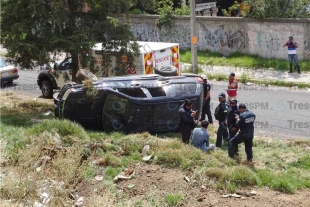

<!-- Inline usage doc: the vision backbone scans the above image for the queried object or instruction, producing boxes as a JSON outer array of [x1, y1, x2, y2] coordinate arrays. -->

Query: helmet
[[201, 74, 207, 80]]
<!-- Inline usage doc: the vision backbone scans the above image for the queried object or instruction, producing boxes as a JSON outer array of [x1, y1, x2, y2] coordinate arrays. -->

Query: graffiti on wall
[[200, 24, 248, 53], [253, 32, 280, 53], [248, 24, 305, 59], [129, 17, 310, 60], [304, 26, 310, 56], [160, 24, 191, 48], [131, 23, 191, 48], [131, 23, 160, 42]]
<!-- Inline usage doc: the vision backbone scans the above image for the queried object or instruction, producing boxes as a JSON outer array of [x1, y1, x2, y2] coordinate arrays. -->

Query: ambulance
[[90, 41, 180, 76]]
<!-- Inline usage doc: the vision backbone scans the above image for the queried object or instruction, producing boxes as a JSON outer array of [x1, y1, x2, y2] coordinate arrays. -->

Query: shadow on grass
[[1, 110, 54, 128]]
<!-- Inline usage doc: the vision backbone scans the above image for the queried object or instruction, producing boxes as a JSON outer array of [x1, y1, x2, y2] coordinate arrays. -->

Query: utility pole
[[190, 0, 198, 73]]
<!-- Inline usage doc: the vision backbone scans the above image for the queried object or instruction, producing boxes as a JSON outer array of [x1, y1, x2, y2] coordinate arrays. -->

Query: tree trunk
[[71, 53, 79, 82]]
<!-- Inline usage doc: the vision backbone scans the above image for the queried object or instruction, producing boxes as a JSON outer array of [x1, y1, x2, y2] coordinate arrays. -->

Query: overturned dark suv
[[53, 74, 204, 133]]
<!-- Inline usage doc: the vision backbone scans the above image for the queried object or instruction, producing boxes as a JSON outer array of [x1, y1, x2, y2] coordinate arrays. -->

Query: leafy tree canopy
[[244, 0, 310, 18], [1, 0, 156, 77]]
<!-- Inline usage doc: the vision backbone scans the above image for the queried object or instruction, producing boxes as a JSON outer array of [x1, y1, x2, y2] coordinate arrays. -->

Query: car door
[[54, 58, 73, 88], [102, 93, 128, 133]]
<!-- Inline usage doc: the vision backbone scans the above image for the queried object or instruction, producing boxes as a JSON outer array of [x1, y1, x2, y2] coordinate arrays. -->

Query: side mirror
[[54, 63, 59, 70]]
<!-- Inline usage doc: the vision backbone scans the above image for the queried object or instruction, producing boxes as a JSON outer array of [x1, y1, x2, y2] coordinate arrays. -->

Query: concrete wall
[[125, 15, 310, 60]]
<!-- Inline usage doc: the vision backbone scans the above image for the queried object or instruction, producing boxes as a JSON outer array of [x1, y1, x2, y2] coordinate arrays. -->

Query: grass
[[180, 50, 310, 72], [165, 194, 182, 206], [1, 94, 310, 205]]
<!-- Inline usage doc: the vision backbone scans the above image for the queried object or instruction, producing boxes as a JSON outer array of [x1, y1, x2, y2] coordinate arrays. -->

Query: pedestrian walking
[[228, 103, 256, 162], [227, 73, 238, 101], [199, 75, 213, 124], [283, 36, 301, 74], [214, 92, 229, 148], [179, 99, 197, 144]]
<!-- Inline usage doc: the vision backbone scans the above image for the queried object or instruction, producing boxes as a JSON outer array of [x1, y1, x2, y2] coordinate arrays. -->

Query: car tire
[[41, 80, 53, 98], [76, 69, 98, 84], [154, 65, 178, 76]]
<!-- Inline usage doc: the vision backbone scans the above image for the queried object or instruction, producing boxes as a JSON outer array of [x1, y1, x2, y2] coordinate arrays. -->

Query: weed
[[146, 192, 160, 207], [82, 79, 98, 101], [85, 165, 98, 179], [165, 193, 182, 206], [240, 72, 249, 83], [156, 148, 186, 168], [289, 155, 310, 170], [105, 167, 122, 181], [26, 119, 89, 145]]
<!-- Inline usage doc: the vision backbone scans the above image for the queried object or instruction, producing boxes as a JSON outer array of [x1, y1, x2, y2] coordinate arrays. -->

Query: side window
[[104, 94, 128, 116], [166, 83, 202, 97], [117, 88, 146, 98]]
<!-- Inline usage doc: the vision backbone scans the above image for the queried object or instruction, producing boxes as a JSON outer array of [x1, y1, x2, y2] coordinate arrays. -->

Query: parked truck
[[90, 41, 180, 77], [37, 41, 180, 98]]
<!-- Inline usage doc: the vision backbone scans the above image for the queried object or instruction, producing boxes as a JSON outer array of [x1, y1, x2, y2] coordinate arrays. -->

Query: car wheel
[[41, 80, 53, 98], [154, 65, 178, 76]]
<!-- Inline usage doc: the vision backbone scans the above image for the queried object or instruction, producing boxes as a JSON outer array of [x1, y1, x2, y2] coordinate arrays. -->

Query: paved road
[[1, 70, 310, 139], [1, 70, 42, 97]]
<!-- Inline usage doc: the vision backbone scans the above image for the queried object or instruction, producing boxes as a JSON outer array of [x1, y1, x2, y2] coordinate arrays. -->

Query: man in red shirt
[[227, 73, 238, 101]]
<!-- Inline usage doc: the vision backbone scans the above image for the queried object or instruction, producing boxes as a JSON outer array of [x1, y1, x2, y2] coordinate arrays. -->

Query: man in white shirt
[[283, 36, 301, 74]]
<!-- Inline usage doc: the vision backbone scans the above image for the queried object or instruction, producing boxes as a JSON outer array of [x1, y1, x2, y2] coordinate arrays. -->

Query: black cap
[[289, 36, 293, 39], [238, 103, 246, 109], [229, 72, 235, 77], [229, 99, 238, 104], [218, 92, 226, 98]]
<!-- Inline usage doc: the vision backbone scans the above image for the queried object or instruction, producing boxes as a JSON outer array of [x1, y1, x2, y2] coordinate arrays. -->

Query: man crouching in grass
[[190, 120, 215, 152]]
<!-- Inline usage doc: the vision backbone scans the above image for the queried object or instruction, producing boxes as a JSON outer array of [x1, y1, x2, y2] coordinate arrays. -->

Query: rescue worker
[[225, 99, 240, 155], [228, 103, 256, 162], [179, 99, 197, 144], [227, 72, 238, 101], [214, 92, 229, 148], [199, 74, 213, 124]]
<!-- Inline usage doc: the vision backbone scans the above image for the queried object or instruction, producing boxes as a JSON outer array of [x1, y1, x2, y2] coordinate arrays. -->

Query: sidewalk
[[180, 63, 310, 84]]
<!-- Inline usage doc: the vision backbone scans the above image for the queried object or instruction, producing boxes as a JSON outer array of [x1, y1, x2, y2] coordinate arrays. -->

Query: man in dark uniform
[[228, 103, 256, 162], [225, 99, 240, 155], [200, 75, 213, 124], [214, 92, 229, 148], [179, 100, 197, 144]]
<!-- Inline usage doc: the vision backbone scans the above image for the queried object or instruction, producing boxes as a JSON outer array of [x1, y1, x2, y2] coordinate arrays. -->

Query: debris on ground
[[42, 111, 52, 116], [94, 175, 104, 181], [141, 145, 153, 162], [113, 168, 135, 182], [222, 191, 257, 199], [74, 197, 84, 207], [184, 176, 190, 183]]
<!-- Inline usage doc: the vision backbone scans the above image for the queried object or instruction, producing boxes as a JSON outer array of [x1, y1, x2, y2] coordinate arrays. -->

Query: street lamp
[[190, 0, 198, 74]]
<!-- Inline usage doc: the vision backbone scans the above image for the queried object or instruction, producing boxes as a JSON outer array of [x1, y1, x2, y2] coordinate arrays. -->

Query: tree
[[244, 0, 310, 18], [1, 0, 156, 79]]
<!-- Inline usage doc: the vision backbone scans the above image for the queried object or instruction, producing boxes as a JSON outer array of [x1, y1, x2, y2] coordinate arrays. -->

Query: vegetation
[[156, 0, 190, 30], [1, 92, 310, 206], [1, 0, 157, 79], [244, 0, 310, 18]]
